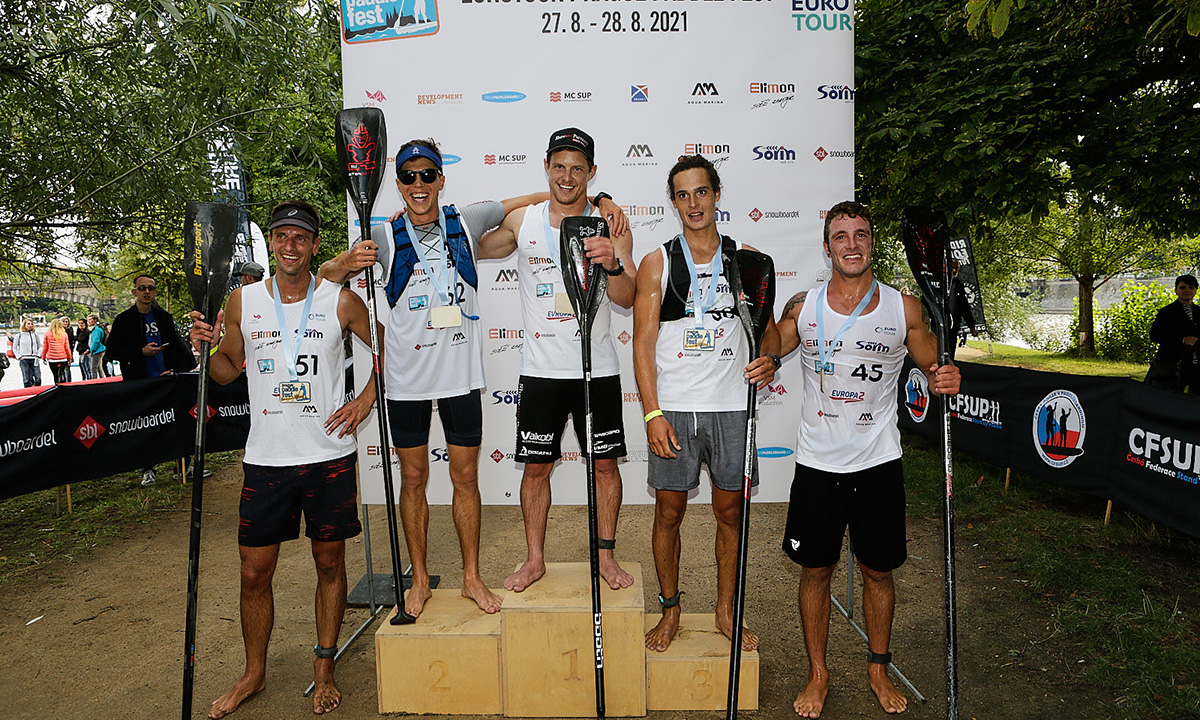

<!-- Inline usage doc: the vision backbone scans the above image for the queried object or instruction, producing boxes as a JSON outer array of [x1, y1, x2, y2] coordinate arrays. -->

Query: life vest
[[383, 205, 477, 308]]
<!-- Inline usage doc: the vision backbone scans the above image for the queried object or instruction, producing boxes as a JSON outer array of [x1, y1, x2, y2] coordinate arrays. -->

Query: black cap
[[547, 127, 595, 165], [267, 205, 319, 235], [239, 261, 266, 279]]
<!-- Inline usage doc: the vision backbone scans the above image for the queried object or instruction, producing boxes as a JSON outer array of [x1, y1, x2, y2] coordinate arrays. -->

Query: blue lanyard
[[815, 279, 877, 371], [542, 201, 592, 269], [271, 274, 316, 382], [678, 235, 723, 330], [404, 208, 454, 307]]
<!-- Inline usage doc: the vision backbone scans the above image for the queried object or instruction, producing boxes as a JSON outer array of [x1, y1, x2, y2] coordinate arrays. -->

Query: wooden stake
[[1104, 499, 1113, 526], [178, 457, 187, 484], [66, 485, 72, 514], [1004, 468, 1011, 492]]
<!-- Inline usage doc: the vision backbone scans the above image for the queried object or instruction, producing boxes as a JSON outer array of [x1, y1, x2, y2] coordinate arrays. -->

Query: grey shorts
[[647, 410, 759, 493]]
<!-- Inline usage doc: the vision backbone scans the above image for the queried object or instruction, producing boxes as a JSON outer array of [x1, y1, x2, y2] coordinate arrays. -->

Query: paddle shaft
[[725, 378, 758, 719], [938, 247, 959, 720], [182, 336, 212, 719], [580, 313, 607, 719]]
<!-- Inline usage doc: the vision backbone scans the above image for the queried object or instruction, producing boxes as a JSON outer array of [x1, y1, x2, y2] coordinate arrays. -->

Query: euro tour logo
[[904, 368, 929, 423], [1032, 390, 1086, 468]]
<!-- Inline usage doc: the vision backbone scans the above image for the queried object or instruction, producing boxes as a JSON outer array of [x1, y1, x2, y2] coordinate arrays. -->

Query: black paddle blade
[[184, 202, 239, 321], [335, 107, 387, 217], [560, 216, 609, 334], [901, 206, 953, 336], [725, 247, 776, 358]]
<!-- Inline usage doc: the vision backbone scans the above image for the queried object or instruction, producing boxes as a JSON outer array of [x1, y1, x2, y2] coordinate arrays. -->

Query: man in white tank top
[[478, 127, 639, 593], [189, 201, 379, 718], [776, 201, 960, 719], [319, 139, 627, 618], [633, 156, 781, 653]]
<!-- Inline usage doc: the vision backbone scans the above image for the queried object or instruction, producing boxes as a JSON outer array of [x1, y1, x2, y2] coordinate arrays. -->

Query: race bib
[[555, 292, 575, 315], [430, 305, 462, 328]]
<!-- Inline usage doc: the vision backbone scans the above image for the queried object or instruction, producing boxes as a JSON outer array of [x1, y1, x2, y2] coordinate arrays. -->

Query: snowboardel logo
[[75, 416, 106, 448], [341, 0, 440, 44], [904, 368, 929, 423], [1032, 390, 1086, 468], [345, 123, 377, 175]]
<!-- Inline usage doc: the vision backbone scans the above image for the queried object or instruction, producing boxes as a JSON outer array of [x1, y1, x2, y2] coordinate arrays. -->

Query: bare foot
[[312, 659, 341, 715], [208, 673, 265, 719], [793, 675, 828, 718], [599, 554, 634, 590], [715, 607, 760, 651], [403, 575, 433, 618], [868, 664, 909, 714], [462, 576, 503, 613], [644, 606, 681, 652], [504, 559, 545, 592]]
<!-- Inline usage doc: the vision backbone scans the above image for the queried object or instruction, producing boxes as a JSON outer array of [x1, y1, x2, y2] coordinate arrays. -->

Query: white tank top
[[654, 241, 747, 411], [379, 218, 485, 400], [241, 277, 356, 466], [517, 201, 619, 379], [794, 281, 907, 473]]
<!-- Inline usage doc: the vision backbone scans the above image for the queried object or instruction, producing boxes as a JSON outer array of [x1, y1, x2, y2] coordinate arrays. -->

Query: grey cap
[[240, 261, 266, 279]]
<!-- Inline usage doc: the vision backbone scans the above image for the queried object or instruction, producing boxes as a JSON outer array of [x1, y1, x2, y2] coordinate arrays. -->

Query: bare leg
[[447, 444, 502, 613], [712, 488, 758, 651], [793, 564, 835, 719], [311, 540, 347, 715], [595, 458, 633, 589], [397, 445, 434, 618], [645, 490, 686, 652], [504, 462, 552, 592], [860, 562, 908, 714], [209, 544, 279, 719]]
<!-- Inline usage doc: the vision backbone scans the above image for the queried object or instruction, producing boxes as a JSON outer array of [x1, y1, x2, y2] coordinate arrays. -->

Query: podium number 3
[[690, 669, 714, 701]]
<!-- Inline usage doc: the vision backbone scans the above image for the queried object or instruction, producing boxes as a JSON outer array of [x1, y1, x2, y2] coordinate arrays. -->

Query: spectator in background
[[62, 316, 76, 354], [86, 314, 106, 380], [13, 318, 42, 387], [238, 261, 265, 286], [1147, 274, 1200, 392], [75, 318, 92, 379], [41, 318, 73, 383]]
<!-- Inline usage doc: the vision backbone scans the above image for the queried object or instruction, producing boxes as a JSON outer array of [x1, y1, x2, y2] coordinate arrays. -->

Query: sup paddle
[[561, 214, 611, 719], [901, 206, 959, 720], [724, 247, 775, 719], [334, 107, 416, 625], [181, 200, 238, 720]]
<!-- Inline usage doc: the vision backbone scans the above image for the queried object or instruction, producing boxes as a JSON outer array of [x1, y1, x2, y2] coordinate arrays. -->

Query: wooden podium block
[[501, 562, 646, 717], [644, 613, 759, 711], [375, 590, 503, 715]]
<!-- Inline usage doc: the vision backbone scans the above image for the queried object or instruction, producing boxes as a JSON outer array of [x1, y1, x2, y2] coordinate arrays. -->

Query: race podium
[[374, 561, 758, 716]]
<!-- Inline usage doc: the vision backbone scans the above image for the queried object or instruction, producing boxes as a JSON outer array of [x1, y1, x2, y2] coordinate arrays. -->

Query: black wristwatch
[[604, 259, 625, 277], [767, 354, 782, 369], [593, 191, 613, 208]]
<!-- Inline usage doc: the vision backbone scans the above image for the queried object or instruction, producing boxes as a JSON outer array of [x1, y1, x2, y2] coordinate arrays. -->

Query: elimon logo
[[1, 429, 57, 457], [1127, 428, 1200, 484], [904, 368, 929, 423], [1032, 390, 1086, 468], [631, 85, 649, 102], [757, 446, 795, 458], [752, 145, 796, 162], [484, 153, 526, 165], [364, 89, 386, 102], [623, 204, 666, 217], [814, 147, 854, 161], [75, 417, 106, 448], [482, 91, 526, 103], [948, 393, 1002, 429], [684, 142, 731, 156], [550, 91, 592, 102], [417, 93, 463, 105], [489, 328, 524, 339], [750, 82, 796, 94], [817, 84, 855, 101], [791, 0, 853, 31]]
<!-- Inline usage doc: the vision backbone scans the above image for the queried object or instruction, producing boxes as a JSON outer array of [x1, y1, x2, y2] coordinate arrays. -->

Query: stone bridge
[[0, 281, 119, 316]]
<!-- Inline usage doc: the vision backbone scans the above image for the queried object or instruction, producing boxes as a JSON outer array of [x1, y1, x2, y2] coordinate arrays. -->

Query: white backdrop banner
[[340, 0, 855, 505]]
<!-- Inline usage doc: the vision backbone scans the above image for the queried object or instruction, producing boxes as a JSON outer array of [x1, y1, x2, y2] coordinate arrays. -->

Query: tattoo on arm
[[782, 291, 808, 318]]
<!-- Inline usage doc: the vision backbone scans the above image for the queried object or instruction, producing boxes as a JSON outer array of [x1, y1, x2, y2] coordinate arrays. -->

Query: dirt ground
[[0, 457, 1113, 720]]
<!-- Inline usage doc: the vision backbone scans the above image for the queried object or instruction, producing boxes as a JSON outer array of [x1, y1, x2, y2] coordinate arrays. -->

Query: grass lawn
[[963, 339, 1150, 380]]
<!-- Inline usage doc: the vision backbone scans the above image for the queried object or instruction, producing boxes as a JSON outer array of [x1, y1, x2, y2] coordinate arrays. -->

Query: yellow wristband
[[644, 409, 664, 423]]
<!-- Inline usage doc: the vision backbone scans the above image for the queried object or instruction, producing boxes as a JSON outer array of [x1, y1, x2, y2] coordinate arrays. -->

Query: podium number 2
[[429, 660, 451, 692], [561, 649, 582, 681], [690, 669, 714, 701]]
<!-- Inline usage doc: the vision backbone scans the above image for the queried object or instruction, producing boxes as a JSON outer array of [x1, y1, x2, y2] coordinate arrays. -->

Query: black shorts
[[781, 459, 906, 572], [387, 390, 483, 448], [515, 375, 627, 463], [239, 452, 362, 547]]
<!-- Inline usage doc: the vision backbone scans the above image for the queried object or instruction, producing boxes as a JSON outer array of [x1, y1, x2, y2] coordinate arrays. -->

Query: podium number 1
[[561, 649, 582, 681]]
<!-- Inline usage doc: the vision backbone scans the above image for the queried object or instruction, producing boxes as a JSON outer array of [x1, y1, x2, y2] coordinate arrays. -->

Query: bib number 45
[[851, 363, 883, 382]]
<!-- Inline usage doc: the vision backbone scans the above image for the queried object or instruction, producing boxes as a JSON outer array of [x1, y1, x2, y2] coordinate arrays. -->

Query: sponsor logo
[[817, 83, 855, 101], [858, 412, 874, 422], [536, 283, 554, 298], [855, 340, 890, 353], [550, 91, 592, 103], [748, 207, 801, 223], [875, 326, 898, 335], [721, 348, 735, 356], [342, 0, 439, 44], [430, 447, 450, 462], [1, 429, 57, 457], [409, 295, 429, 311], [620, 448, 650, 463], [490, 449, 505, 463], [108, 408, 176, 436], [520, 430, 554, 443], [750, 82, 796, 94], [623, 392, 641, 403], [688, 82, 722, 105], [364, 89, 386, 102], [791, 0, 853, 31], [257, 359, 275, 374], [1032, 390, 1086, 468], [631, 85, 649, 102], [618, 331, 632, 345], [684, 142, 731, 156], [441, 154, 461, 165], [217, 403, 250, 418], [814, 146, 854, 162], [189, 404, 216, 421], [300, 404, 320, 416], [948, 393, 1003, 429], [451, 331, 466, 342], [757, 446, 794, 458], [904, 368, 929, 423], [308, 313, 327, 321], [488, 328, 524, 339], [482, 91, 526, 103], [417, 93, 463, 106], [495, 268, 519, 283], [622, 143, 657, 167], [483, 153, 526, 165], [1127, 428, 1200, 484], [816, 409, 840, 419], [250, 328, 324, 340], [343, 121, 379, 175], [752, 145, 797, 162], [492, 389, 519, 405], [830, 389, 864, 403]]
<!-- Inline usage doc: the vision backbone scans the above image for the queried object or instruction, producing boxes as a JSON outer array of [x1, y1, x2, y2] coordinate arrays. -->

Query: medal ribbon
[[404, 208, 455, 307], [271, 274, 316, 382], [815, 279, 878, 374], [678, 235, 723, 330]]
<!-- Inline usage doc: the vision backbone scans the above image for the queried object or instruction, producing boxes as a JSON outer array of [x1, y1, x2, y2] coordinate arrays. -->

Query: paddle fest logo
[[341, 0, 440, 43], [1032, 390, 1086, 468], [903, 367, 929, 423]]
